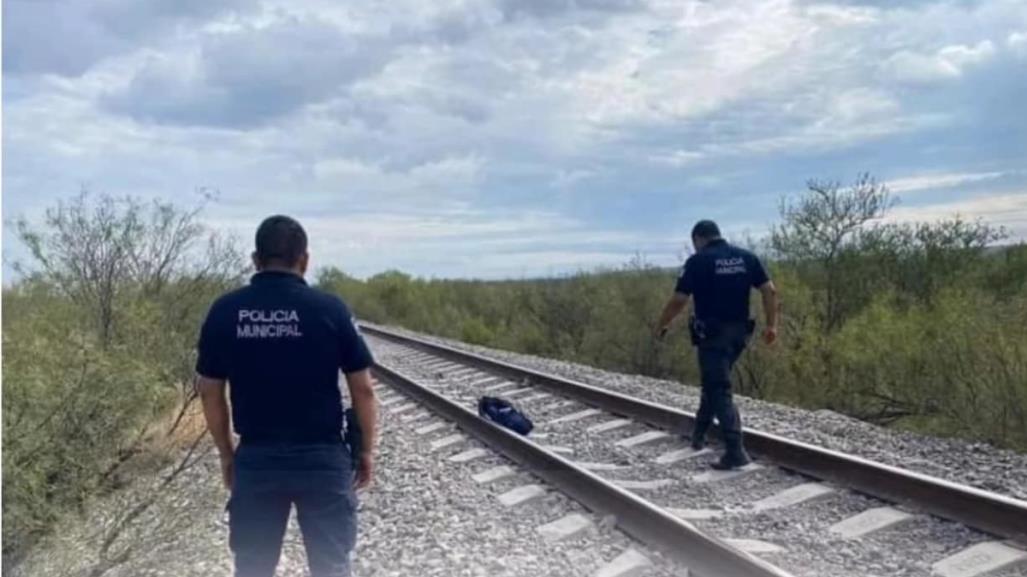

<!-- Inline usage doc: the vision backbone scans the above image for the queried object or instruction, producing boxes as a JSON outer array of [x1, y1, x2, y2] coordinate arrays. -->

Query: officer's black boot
[[711, 429, 751, 470], [689, 420, 710, 451], [711, 449, 752, 470], [688, 390, 714, 450], [710, 402, 750, 470]]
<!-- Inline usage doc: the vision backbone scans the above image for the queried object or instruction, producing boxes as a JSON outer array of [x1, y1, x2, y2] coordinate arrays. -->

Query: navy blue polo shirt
[[675, 239, 770, 323], [196, 271, 373, 444]]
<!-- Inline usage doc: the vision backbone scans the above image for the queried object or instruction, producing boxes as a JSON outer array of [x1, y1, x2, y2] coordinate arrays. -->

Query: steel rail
[[362, 323, 1027, 543], [372, 360, 794, 577]]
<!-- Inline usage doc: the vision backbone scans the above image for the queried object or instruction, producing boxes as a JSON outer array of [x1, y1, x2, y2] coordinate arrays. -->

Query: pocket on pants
[[295, 485, 359, 568]]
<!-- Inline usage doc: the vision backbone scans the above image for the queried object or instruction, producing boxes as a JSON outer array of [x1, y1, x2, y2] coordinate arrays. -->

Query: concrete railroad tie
[[472, 466, 516, 485], [448, 448, 490, 463], [654, 447, 711, 464], [587, 419, 633, 434], [615, 431, 670, 448], [415, 422, 448, 436], [546, 408, 602, 426], [750, 483, 834, 512], [931, 542, 1027, 577], [537, 513, 593, 542], [828, 507, 914, 539], [691, 463, 763, 484], [593, 549, 653, 577], [428, 434, 465, 452], [498, 484, 547, 507]]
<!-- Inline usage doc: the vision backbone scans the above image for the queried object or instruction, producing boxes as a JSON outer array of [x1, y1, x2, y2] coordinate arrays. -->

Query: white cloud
[[308, 155, 485, 204], [102, 15, 395, 127], [551, 169, 598, 188], [886, 171, 1006, 194], [939, 40, 998, 68], [883, 40, 997, 83], [214, 207, 631, 247], [829, 88, 899, 121], [804, 4, 879, 26], [2, 0, 252, 77], [206, 208, 664, 279], [409, 155, 485, 187], [564, 0, 821, 127], [1008, 31, 1027, 57], [648, 150, 706, 167], [5, 0, 1027, 280], [886, 192, 1027, 240], [678, 89, 924, 158]]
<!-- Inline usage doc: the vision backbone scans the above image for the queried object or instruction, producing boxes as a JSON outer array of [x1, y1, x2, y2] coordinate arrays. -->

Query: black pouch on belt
[[344, 407, 363, 465], [688, 316, 707, 346]]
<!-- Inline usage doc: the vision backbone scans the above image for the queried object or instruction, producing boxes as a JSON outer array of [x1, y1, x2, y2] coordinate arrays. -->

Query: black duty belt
[[239, 432, 343, 446], [689, 317, 756, 345]]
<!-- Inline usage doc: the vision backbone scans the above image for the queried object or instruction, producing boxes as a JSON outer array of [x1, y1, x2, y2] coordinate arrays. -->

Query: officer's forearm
[[346, 369, 379, 456], [657, 295, 688, 330], [197, 377, 234, 458], [761, 283, 779, 328]]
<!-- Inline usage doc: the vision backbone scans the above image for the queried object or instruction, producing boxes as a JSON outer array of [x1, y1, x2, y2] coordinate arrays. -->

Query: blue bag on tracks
[[478, 396, 534, 436]]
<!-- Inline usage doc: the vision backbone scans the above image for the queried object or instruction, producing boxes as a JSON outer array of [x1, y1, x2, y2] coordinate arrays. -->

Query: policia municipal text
[[196, 216, 379, 577], [656, 220, 779, 470]]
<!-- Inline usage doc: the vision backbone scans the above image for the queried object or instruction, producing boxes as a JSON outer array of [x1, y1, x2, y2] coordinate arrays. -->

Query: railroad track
[[362, 323, 1027, 577]]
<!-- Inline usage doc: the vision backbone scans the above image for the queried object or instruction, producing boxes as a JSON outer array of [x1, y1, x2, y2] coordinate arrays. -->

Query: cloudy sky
[[3, 0, 1026, 280]]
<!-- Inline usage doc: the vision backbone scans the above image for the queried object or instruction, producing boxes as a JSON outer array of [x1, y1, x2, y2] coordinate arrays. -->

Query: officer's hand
[[763, 326, 778, 346], [354, 454, 375, 490], [219, 452, 235, 490]]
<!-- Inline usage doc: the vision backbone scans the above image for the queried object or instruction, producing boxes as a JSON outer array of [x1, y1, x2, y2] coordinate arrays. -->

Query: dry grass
[[103, 396, 211, 490], [161, 398, 210, 450]]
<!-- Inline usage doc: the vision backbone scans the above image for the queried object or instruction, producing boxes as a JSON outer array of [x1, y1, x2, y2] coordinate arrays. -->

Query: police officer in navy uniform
[[656, 220, 778, 470], [195, 215, 378, 577]]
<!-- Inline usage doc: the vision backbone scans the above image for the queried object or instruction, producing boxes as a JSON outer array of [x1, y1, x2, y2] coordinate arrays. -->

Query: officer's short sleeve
[[749, 254, 770, 288], [337, 302, 374, 373], [674, 257, 697, 295], [196, 304, 229, 380]]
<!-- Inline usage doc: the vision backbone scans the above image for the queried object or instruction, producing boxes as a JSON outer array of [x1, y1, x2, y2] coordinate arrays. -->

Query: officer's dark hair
[[691, 220, 721, 240], [255, 215, 308, 267]]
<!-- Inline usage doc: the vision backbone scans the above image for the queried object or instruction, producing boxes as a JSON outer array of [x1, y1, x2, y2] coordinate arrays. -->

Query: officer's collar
[[701, 238, 728, 250], [251, 270, 308, 285]]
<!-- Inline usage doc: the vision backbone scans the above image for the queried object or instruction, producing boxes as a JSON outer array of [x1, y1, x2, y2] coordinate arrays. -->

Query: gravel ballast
[[349, 383, 684, 577], [13, 380, 684, 577], [368, 332, 1027, 577], [370, 324, 1027, 501], [13, 325, 1026, 577]]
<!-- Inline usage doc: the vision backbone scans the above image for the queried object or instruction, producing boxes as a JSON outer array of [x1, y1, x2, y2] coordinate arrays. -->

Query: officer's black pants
[[229, 442, 357, 577], [691, 322, 749, 455]]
